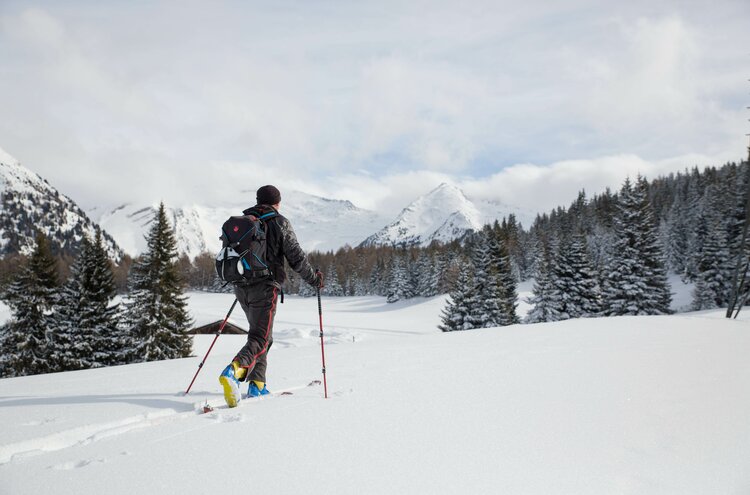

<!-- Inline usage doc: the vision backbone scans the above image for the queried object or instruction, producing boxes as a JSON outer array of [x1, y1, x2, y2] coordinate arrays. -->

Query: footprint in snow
[[50, 458, 107, 470], [22, 417, 57, 426], [208, 413, 246, 423]]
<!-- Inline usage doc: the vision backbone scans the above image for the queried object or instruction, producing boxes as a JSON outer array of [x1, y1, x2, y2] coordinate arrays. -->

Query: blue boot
[[248, 380, 270, 398], [219, 363, 244, 408]]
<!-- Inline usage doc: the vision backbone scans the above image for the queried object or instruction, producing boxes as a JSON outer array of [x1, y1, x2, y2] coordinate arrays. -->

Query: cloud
[[313, 151, 741, 220], [0, 1, 747, 212]]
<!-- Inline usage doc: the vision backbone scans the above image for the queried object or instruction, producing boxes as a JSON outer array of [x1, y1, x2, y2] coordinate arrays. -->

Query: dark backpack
[[215, 211, 278, 284]]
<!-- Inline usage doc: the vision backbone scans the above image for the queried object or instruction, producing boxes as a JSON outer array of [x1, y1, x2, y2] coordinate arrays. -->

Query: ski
[[199, 380, 321, 414]]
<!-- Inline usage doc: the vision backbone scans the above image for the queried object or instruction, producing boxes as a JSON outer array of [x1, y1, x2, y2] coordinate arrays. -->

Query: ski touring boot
[[248, 380, 270, 398], [219, 361, 246, 408]]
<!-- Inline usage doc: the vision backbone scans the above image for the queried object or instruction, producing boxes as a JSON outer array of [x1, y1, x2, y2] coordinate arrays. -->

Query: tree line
[[175, 157, 749, 326], [1, 156, 746, 375], [0, 203, 192, 377]]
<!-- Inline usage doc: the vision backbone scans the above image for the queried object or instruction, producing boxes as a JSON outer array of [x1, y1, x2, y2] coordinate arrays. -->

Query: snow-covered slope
[[0, 147, 121, 259], [361, 183, 532, 247], [89, 191, 387, 259], [1, 294, 748, 494]]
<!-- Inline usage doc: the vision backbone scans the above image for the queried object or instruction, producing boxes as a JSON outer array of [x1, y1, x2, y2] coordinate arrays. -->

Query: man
[[219, 185, 323, 407]]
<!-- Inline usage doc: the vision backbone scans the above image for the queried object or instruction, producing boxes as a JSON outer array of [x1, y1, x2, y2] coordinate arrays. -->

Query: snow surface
[[1, 290, 749, 494]]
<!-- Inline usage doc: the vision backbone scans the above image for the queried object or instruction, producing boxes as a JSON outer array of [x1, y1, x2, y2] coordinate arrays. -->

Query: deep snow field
[[1, 284, 749, 494]]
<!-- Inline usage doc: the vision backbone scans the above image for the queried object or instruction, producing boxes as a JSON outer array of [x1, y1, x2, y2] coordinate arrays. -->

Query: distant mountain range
[[0, 146, 534, 260], [86, 191, 389, 259]]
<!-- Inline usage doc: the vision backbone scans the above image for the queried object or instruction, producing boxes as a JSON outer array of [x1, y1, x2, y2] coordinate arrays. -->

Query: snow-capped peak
[[361, 183, 485, 247]]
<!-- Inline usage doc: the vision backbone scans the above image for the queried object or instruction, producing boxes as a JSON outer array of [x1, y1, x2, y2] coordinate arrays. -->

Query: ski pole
[[316, 270, 329, 399], [184, 298, 239, 395]]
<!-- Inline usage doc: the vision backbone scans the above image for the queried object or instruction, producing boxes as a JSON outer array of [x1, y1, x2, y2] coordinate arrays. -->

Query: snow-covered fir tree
[[414, 251, 435, 297], [602, 177, 672, 315], [691, 191, 730, 309], [439, 264, 475, 331], [525, 237, 555, 323], [324, 262, 345, 296], [123, 203, 193, 361], [386, 252, 412, 303], [663, 184, 692, 278], [53, 232, 130, 370], [549, 231, 600, 319], [486, 231, 520, 325], [368, 258, 388, 297], [465, 236, 492, 328], [0, 233, 60, 377]]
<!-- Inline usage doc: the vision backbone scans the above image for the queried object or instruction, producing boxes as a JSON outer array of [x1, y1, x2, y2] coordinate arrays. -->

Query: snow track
[[0, 408, 189, 464], [0, 381, 319, 465]]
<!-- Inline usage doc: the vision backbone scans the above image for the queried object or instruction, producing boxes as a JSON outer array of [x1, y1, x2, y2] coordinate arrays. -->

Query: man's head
[[257, 185, 281, 209]]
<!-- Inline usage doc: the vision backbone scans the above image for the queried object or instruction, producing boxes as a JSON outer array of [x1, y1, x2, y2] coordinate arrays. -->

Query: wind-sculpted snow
[[1, 292, 749, 494]]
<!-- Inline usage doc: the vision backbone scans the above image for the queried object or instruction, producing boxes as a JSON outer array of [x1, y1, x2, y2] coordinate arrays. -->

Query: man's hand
[[313, 270, 325, 289]]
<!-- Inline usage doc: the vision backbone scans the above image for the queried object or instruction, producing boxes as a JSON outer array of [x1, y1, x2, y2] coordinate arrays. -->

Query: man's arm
[[277, 216, 318, 286]]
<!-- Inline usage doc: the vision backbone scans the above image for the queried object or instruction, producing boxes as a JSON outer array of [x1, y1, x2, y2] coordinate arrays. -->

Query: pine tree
[[465, 236, 492, 327], [691, 193, 730, 309], [550, 231, 600, 319], [123, 203, 193, 362], [324, 262, 345, 296], [0, 233, 60, 376], [525, 237, 556, 323], [602, 177, 672, 315], [414, 251, 435, 297], [487, 232, 520, 325], [439, 265, 475, 331], [386, 252, 412, 303], [53, 232, 129, 370]]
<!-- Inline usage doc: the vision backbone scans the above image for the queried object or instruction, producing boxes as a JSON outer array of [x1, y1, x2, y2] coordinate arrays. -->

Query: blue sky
[[0, 0, 747, 215]]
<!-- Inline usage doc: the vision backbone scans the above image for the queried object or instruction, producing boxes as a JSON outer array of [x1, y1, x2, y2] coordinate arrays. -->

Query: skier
[[219, 185, 324, 407]]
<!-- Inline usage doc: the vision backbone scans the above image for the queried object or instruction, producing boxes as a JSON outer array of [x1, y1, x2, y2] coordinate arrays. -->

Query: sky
[[0, 0, 748, 217]]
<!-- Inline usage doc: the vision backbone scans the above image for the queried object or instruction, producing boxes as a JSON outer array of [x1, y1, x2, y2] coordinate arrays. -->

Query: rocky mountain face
[[0, 148, 122, 260]]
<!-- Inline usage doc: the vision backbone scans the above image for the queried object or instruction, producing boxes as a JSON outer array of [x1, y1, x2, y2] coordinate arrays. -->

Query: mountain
[[89, 191, 388, 259], [0, 148, 122, 259], [360, 183, 533, 247]]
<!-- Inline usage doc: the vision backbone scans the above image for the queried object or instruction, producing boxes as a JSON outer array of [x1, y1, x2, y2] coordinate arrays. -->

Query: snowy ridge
[[361, 183, 531, 247], [0, 147, 122, 259]]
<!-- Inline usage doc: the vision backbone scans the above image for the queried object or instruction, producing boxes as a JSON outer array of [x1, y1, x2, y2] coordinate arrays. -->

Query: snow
[[0, 147, 55, 197], [1, 292, 749, 494]]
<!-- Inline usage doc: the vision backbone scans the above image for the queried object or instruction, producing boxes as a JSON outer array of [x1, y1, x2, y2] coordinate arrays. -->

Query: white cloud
[[0, 1, 747, 212], [312, 151, 741, 220]]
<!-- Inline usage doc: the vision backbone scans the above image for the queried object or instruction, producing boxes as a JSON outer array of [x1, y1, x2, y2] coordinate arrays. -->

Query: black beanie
[[257, 185, 281, 205]]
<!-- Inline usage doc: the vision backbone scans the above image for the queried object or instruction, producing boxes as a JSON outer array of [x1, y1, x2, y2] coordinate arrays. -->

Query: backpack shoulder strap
[[257, 211, 278, 221]]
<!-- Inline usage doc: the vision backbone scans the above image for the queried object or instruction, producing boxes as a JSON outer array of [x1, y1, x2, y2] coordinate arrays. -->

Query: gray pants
[[233, 282, 279, 383]]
